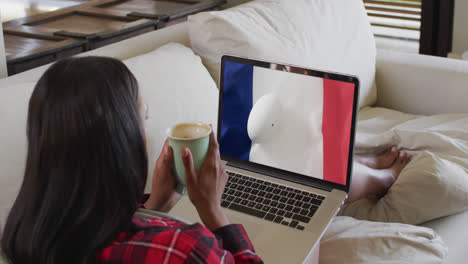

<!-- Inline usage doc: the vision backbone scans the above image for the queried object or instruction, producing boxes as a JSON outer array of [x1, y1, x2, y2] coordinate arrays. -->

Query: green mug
[[167, 122, 211, 194]]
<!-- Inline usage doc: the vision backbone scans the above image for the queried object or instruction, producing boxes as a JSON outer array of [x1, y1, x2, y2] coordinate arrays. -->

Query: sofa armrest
[[375, 49, 468, 115]]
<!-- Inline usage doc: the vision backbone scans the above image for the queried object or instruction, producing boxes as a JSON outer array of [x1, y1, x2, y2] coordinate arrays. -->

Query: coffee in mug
[[167, 122, 211, 194], [170, 123, 211, 139]]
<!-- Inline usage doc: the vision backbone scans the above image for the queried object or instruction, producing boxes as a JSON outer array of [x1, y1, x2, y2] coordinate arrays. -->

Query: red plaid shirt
[[96, 215, 264, 263]]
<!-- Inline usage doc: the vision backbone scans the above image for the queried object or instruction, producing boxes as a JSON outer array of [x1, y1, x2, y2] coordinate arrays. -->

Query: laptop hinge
[[226, 161, 333, 192]]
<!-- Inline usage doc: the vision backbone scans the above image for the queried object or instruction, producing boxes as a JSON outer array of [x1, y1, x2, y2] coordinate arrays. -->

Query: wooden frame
[[4, 30, 87, 75], [3, 0, 226, 76], [4, 5, 159, 49], [99, 0, 226, 22]]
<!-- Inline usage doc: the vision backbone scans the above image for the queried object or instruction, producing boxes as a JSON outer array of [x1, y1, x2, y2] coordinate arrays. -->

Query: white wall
[[452, 0, 468, 55], [0, 12, 7, 78]]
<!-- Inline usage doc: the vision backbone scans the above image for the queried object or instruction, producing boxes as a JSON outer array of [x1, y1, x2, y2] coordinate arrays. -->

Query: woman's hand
[[144, 140, 181, 212], [182, 130, 229, 231]]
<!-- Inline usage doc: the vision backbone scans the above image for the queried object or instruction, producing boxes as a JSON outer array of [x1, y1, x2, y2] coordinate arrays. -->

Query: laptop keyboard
[[221, 171, 325, 231]]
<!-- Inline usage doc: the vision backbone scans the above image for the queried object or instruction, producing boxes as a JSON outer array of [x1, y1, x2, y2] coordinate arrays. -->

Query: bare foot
[[355, 146, 399, 169], [386, 152, 412, 179], [373, 152, 412, 197]]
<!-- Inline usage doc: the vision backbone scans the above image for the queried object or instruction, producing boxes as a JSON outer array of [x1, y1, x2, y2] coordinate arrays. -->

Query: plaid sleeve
[[96, 217, 263, 264], [212, 224, 263, 264], [180, 223, 263, 264]]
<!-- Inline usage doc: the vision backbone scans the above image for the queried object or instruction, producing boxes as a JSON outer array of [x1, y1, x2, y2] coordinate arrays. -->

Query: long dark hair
[[1, 57, 148, 264]]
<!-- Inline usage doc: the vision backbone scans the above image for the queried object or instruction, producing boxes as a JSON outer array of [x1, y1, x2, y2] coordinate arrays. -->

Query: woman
[[1, 57, 263, 264]]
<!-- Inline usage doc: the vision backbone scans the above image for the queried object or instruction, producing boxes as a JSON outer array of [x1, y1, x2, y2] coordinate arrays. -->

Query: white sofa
[[1, 8, 468, 264]]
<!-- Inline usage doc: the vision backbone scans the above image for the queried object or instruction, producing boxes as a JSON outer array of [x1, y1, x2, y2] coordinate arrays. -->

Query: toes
[[399, 152, 413, 164], [390, 146, 399, 157], [399, 152, 406, 163], [405, 155, 412, 164], [397, 152, 413, 166], [385, 146, 399, 165]]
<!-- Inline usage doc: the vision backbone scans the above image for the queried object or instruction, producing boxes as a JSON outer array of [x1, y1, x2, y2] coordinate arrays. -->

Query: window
[[364, 0, 455, 57], [365, 0, 421, 41]]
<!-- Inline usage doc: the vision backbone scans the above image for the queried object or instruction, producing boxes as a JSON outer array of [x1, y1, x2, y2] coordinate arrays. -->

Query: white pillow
[[188, 0, 377, 109], [321, 216, 448, 264], [0, 82, 35, 230], [341, 107, 468, 225], [123, 43, 219, 191]]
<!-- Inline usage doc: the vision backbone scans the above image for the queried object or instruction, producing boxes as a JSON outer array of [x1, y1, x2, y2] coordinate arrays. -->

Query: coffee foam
[[170, 123, 210, 139]]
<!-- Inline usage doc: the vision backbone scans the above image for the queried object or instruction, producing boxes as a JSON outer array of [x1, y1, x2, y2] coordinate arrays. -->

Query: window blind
[[364, 0, 422, 41]]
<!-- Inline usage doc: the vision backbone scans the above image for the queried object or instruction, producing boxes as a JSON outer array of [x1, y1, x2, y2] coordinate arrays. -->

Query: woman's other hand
[[182, 130, 229, 231], [144, 140, 181, 212]]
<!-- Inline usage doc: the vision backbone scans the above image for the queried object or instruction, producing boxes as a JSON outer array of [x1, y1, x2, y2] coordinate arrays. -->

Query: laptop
[[171, 55, 359, 263]]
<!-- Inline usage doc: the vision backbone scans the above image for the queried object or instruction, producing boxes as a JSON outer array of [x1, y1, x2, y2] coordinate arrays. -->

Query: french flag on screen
[[220, 61, 354, 186]]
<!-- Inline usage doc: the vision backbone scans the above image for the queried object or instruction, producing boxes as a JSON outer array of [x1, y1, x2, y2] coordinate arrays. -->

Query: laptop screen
[[219, 56, 358, 188]]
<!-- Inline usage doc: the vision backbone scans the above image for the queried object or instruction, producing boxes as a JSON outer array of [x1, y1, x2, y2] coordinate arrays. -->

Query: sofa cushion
[[422, 210, 468, 264], [123, 43, 219, 191], [188, 0, 377, 109]]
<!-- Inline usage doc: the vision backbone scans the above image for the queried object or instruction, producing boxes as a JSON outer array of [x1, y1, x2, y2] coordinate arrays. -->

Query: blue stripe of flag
[[220, 61, 253, 161]]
